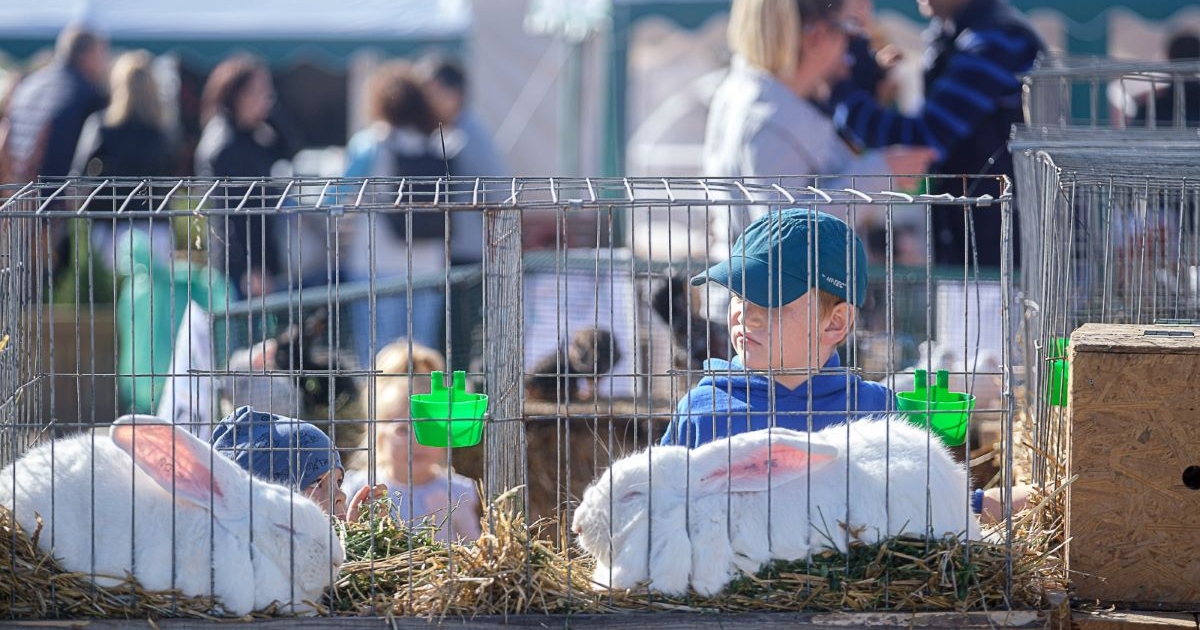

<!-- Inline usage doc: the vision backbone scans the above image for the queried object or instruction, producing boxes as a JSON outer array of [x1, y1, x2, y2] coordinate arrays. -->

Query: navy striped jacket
[[831, 0, 1044, 182]]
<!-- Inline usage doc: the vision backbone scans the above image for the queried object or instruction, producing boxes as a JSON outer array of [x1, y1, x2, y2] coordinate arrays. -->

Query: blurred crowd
[[0, 24, 506, 291]]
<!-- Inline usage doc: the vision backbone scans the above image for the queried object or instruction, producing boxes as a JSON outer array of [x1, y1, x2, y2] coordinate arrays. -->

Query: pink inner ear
[[700, 442, 836, 490], [112, 422, 224, 505]]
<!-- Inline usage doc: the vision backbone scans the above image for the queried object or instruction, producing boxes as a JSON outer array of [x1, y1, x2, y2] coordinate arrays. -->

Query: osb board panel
[[1070, 323, 1200, 355], [1066, 331, 1200, 606]]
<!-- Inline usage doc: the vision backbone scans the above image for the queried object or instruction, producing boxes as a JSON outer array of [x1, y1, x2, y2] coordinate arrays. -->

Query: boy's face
[[728, 291, 832, 374], [304, 468, 347, 521]]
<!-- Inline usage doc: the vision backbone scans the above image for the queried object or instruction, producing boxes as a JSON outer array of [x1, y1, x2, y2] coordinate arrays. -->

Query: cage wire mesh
[[0, 175, 1036, 616], [1012, 127, 1200, 488], [1024, 55, 1200, 129]]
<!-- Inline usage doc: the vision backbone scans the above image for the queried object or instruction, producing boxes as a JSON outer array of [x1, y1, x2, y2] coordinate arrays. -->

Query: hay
[[0, 506, 225, 619], [332, 487, 1068, 617], [2, 485, 1066, 620]]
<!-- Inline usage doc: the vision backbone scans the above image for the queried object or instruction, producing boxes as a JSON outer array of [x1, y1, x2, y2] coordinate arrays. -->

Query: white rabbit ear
[[693, 435, 838, 494], [110, 415, 243, 519]]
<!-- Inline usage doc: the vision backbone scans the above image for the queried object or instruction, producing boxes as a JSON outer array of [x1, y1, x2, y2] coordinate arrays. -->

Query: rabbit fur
[[572, 414, 980, 596], [0, 415, 345, 616]]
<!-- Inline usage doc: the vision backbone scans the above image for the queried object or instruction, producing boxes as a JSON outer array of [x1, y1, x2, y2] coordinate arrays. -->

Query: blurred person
[[841, 0, 904, 108], [341, 60, 460, 368], [1133, 30, 1200, 127], [828, 0, 1045, 268], [71, 50, 176, 269], [194, 53, 293, 299], [703, 0, 936, 257], [0, 23, 108, 280], [415, 52, 509, 265], [343, 341, 482, 541]]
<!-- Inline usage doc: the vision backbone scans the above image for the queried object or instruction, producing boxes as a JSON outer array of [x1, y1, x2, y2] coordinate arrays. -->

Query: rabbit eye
[[618, 490, 644, 503]]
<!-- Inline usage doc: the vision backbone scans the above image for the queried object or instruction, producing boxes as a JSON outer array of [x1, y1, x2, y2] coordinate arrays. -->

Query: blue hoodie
[[661, 353, 895, 448]]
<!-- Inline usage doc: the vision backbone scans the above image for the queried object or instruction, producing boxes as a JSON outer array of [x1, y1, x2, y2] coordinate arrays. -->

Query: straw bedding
[[1, 484, 1066, 620]]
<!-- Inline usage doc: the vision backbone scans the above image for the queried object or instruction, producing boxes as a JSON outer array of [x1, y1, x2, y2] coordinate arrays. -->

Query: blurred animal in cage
[[850, 331, 920, 378], [224, 308, 359, 418], [649, 273, 730, 370], [0, 415, 345, 616], [1109, 207, 1188, 308], [274, 307, 360, 414], [448, 409, 658, 539], [572, 414, 980, 596], [1154, 265, 1200, 310], [224, 337, 303, 419], [525, 327, 622, 402]]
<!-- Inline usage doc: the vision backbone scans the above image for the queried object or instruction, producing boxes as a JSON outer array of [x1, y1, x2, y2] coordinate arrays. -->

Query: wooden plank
[[1070, 323, 1200, 355], [1072, 609, 1200, 630], [0, 611, 1047, 629]]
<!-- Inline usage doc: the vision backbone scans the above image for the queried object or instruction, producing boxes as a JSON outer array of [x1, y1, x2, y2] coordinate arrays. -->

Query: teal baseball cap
[[692, 208, 868, 307]]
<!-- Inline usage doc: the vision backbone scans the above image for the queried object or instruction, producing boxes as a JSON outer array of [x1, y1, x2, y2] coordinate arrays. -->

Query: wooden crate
[[1066, 323, 1200, 607]]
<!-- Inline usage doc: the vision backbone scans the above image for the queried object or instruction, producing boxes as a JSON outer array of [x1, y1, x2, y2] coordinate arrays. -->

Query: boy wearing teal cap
[[660, 208, 894, 448]]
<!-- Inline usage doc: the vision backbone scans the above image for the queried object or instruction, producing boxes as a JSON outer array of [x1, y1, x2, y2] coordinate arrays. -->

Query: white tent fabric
[[0, 0, 471, 40]]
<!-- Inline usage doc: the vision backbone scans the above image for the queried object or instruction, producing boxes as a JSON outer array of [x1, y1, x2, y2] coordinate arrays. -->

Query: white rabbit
[[0, 414, 345, 616], [572, 414, 980, 597]]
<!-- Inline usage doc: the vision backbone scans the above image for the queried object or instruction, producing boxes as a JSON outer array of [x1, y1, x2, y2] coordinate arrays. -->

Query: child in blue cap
[[212, 406, 352, 519], [658, 208, 1031, 524], [660, 208, 894, 448]]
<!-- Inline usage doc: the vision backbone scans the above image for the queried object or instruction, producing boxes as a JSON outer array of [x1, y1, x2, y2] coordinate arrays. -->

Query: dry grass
[[332, 486, 1067, 617], [1, 485, 1066, 620]]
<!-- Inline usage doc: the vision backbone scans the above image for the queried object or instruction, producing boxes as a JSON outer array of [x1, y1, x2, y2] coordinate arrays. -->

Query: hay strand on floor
[[2, 483, 1065, 619]]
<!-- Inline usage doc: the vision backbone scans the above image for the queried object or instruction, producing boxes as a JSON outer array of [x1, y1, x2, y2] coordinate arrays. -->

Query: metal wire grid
[[1012, 127, 1200, 486], [1024, 56, 1200, 129], [1, 176, 1020, 611]]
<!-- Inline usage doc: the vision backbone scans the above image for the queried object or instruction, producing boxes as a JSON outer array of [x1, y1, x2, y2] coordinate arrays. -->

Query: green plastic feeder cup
[[409, 370, 488, 448], [896, 369, 975, 447], [1047, 337, 1069, 407]]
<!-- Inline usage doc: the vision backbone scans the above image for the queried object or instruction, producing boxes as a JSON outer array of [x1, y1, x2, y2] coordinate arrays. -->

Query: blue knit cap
[[211, 406, 342, 491]]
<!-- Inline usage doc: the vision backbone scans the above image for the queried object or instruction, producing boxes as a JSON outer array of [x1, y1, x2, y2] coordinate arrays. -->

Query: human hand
[[980, 483, 1035, 525], [882, 146, 938, 191], [242, 269, 272, 298], [346, 483, 389, 523]]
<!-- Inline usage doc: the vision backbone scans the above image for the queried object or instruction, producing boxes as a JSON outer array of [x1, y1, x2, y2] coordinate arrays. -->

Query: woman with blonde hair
[[343, 340, 482, 541], [72, 49, 176, 267], [703, 0, 936, 251]]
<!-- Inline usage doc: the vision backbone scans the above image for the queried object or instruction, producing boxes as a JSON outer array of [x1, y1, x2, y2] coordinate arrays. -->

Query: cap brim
[[691, 256, 785, 307]]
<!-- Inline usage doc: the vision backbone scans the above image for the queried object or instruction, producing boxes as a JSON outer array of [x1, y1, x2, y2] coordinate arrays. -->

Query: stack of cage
[[1014, 57, 1200, 487]]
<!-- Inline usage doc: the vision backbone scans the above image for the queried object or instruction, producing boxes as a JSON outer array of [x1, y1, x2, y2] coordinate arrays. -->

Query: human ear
[[820, 302, 854, 347]]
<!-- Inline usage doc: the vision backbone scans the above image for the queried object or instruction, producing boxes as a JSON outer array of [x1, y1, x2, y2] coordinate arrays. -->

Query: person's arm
[[320, 130, 377, 206], [831, 26, 1040, 159], [449, 478, 483, 540], [663, 389, 715, 448], [70, 113, 102, 176]]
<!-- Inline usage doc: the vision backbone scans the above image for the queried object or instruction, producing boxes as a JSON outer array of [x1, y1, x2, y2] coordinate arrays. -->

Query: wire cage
[[1023, 56, 1200, 129], [1011, 127, 1200, 487], [0, 175, 1040, 618]]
